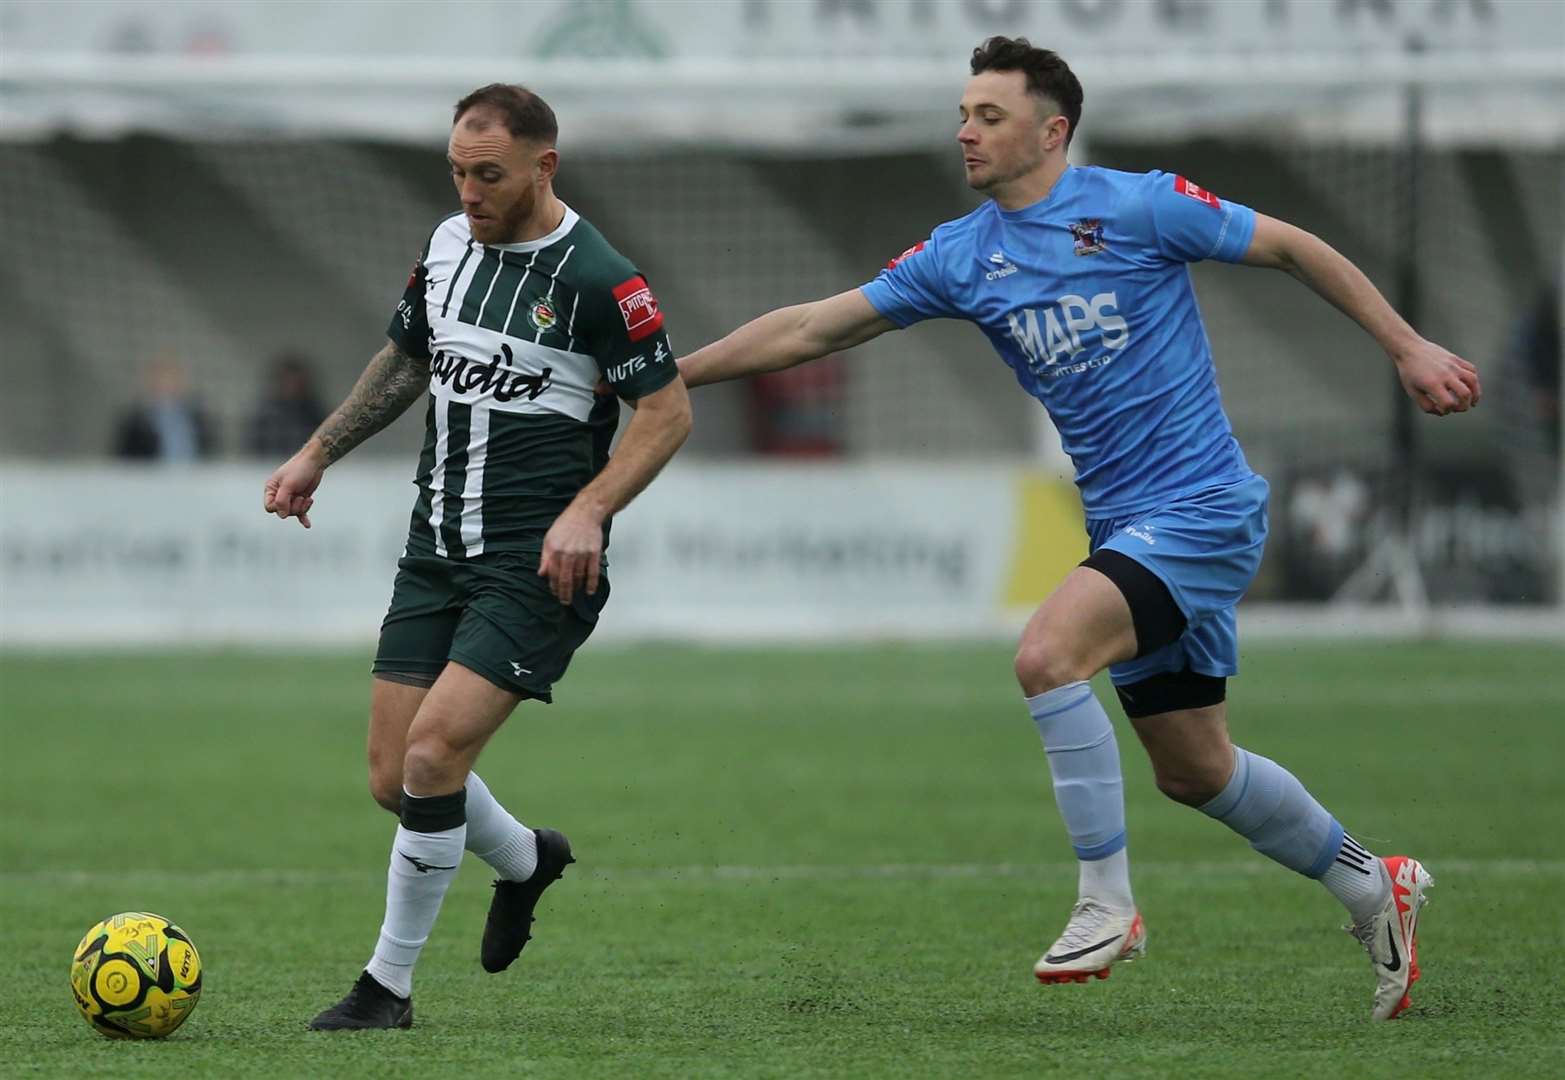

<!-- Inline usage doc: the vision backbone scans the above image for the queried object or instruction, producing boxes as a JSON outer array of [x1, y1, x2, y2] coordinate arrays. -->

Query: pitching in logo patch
[[1174, 176, 1222, 209], [612, 275, 663, 343], [529, 299, 558, 333], [887, 241, 926, 269]]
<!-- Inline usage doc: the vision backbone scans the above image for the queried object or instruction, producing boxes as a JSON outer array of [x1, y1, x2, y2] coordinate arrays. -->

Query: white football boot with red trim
[[1347, 855, 1433, 1020], [1033, 900, 1146, 984]]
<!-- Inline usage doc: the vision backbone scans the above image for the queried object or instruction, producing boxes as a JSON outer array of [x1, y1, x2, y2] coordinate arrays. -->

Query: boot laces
[[1056, 899, 1117, 951]]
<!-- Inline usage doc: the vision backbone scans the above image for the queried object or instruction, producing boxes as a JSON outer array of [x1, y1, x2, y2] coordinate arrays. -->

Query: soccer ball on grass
[[69, 912, 202, 1039]]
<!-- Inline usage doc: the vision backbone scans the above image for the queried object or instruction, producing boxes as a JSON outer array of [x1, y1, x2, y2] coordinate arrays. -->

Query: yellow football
[[69, 912, 202, 1039]]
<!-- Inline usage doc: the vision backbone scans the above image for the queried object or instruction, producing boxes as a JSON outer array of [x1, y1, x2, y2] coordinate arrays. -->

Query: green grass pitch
[[2, 642, 1561, 1078]]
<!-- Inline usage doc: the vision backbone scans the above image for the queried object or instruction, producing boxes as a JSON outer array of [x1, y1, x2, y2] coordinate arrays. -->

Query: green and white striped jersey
[[387, 205, 677, 560]]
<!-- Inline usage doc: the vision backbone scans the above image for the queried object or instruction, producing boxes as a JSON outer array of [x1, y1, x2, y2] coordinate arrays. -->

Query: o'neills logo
[[430, 343, 551, 402]]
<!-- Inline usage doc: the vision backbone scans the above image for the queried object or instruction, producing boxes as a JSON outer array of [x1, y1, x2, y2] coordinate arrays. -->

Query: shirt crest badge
[[529, 299, 558, 333], [1070, 219, 1106, 256]]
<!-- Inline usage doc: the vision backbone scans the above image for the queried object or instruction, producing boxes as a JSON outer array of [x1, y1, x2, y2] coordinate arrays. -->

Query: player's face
[[447, 117, 555, 244], [957, 71, 1061, 192]]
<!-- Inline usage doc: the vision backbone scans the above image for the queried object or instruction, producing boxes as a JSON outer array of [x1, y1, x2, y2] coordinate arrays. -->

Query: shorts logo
[[529, 299, 557, 333], [612, 275, 663, 343], [1070, 219, 1106, 255], [1174, 176, 1222, 209], [1124, 524, 1156, 545], [887, 241, 926, 269]]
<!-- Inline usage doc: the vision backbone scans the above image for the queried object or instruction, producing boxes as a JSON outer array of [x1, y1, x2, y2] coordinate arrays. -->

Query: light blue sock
[[1027, 681, 1127, 862], [1198, 747, 1343, 878]]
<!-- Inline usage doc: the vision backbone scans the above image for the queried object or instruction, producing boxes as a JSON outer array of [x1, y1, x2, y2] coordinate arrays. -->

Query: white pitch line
[[551, 682, 1562, 712], [578, 858, 1564, 882], [3, 858, 1559, 888]]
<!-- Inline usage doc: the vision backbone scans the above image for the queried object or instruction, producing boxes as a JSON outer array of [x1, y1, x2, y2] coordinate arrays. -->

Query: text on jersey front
[[1006, 291, 1129, 373]]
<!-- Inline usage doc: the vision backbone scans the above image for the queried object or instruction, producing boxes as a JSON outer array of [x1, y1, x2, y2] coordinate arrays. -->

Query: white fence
[[3, 464, 1558, 647], [0, 463, 1084, 645]]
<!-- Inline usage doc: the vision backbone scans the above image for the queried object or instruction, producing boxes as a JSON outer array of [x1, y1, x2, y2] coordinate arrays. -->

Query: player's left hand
[[1393, 339, 1481, 417], [539, 505, 605, 604]]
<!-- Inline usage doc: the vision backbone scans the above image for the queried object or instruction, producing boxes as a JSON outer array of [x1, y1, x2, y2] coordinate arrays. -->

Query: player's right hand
[[263, 445, 326, 529], [539, 503, 606, 604], [1393, 338, 1481, 417]]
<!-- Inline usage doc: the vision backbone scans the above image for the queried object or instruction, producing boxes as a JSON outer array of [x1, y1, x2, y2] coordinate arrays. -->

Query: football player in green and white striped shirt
[[263, 84, 691, 1030]]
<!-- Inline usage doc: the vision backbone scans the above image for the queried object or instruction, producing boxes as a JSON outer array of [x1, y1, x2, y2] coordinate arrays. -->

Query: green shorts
[[372, 552, 609, 702]]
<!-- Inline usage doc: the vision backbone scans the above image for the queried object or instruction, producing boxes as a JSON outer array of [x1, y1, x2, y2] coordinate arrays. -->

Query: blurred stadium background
[[0, 0, 1560, 641], [3, 4, 1564, 1075]]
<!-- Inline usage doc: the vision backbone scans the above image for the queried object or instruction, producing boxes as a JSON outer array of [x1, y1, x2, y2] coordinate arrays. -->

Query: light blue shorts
[[1086, 474, 1270, 685]]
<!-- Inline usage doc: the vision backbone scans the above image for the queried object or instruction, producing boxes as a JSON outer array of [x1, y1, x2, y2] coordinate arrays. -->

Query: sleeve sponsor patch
[[886, 241, 926, 269], [396, 297, 418, 330], [612, 275, 663, 343], [1174, 176, 1222, 209], [405, 254, 423, 289], [605, 340, 670, 385]]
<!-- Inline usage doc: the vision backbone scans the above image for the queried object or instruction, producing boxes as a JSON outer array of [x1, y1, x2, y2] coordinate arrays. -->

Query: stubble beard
[[968, 147, 1048, 195], [475, 185, 538, 244], [497, 186, 541, 242]]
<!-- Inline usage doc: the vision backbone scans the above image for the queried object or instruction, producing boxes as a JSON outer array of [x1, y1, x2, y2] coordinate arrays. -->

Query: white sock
[[1078, 847, 1135, 911], [463, 772, 538, 882], [364, 822, 464, 999], [1319, 832, 1390, 924]]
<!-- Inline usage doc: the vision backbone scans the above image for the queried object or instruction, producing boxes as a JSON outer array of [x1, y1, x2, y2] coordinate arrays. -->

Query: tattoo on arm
[[312, 341, 430, 464]]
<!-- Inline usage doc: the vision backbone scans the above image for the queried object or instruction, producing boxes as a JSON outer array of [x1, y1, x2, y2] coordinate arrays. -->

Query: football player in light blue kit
[[678, 37, 1480, 1019]]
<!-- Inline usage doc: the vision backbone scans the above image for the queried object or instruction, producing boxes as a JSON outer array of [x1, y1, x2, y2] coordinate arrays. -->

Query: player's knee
[[366, 740, 405, 814], [367, 769, 403, 815], [402, 730, 463, 795], [1014, 635, 1094, 696], [1153, 764, 1228, 807]]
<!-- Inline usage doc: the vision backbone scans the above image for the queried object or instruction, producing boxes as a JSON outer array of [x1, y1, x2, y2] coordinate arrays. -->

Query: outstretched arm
[[538, 376, 693, 602], [679, 288, 897, 388], [262, 338, 430, 529], [1241, 214, 1481, 416]]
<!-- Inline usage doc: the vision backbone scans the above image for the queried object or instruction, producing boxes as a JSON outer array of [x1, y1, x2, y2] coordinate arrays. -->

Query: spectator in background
[[112, 355, 216, 462], [747, 355, 845, 456], [246, 351, 327, 458], [1497, 284, 1560, 504]]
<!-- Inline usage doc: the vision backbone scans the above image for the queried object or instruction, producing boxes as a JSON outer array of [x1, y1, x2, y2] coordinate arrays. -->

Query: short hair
[[969, 36, 1083, 144], [452, 84, 558, 145]]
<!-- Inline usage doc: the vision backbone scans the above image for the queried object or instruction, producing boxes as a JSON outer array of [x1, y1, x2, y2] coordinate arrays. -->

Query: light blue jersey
[[861, 166, 1258, 519]]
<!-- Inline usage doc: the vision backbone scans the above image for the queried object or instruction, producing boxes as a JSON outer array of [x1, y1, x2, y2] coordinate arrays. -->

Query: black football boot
[[480, 828, 575, 973]]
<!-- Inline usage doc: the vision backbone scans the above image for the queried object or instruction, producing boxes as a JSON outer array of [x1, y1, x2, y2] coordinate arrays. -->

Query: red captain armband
[[886, 241, 926, 269], [1174, 176, 1222, 209], [612, 275, 663, 343]]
